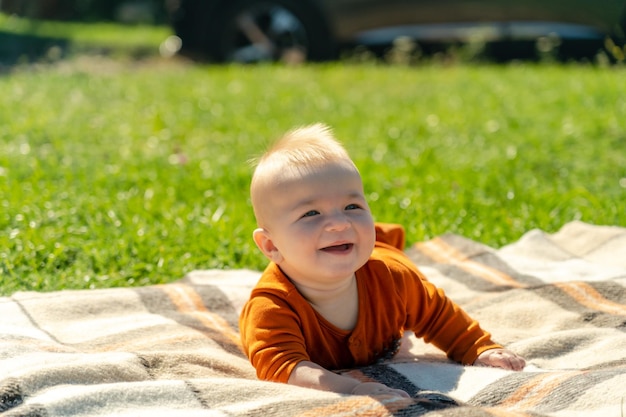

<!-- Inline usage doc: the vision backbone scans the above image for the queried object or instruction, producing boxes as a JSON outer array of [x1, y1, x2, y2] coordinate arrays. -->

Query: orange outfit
[[239, 223, 501, 383]]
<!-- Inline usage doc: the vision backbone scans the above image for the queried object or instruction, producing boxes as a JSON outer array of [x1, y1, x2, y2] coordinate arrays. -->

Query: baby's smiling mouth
[[321, 243, 354, 253]]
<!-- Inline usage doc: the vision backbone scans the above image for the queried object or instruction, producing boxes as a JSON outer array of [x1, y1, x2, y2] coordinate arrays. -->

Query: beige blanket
[[2, 221, 625, 416]]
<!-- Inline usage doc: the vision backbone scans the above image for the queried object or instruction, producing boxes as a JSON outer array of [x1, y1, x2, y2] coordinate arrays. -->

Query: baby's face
[[259, 162, 376, 288]]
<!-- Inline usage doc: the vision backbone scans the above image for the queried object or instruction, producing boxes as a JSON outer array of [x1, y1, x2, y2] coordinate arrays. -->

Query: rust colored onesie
[[239, 223, 501, 382]]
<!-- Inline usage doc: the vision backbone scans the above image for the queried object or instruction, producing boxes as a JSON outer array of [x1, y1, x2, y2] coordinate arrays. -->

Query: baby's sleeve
[[404, 274, 502, 365], [239, 294, 310, 383]]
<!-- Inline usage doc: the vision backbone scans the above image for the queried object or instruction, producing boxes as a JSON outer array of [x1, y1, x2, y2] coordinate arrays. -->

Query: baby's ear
[[252, 228, 284, 263]]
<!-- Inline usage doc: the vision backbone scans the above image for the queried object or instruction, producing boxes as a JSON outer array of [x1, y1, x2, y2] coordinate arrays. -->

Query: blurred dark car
[[168, 0, 626, 62]]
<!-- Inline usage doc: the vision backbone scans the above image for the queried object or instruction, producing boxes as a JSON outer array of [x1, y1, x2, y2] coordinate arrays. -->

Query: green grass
[[0, 12, 171, 55], [1, 58, 625, 295]]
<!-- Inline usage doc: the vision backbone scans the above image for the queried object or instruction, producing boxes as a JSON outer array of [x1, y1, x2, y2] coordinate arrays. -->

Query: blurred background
[[1, 0, 168, 23], [1, 0, 624, 67]]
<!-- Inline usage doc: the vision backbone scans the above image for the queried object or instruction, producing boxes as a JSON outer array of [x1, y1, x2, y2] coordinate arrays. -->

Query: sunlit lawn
[[0, 12, 171, 50], [0, 17, 624, 295]]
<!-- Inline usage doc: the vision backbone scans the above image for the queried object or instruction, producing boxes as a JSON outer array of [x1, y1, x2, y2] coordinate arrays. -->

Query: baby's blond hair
[[250, 123, 358, 226]]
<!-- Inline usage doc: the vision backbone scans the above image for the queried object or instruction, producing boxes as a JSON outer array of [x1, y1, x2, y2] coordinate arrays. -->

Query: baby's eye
[[345, 204, 361, 210], [301, 210, 320, 218]]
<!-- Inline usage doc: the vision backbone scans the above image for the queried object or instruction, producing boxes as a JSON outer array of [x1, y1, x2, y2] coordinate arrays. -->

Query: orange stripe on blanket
[[161, 284, 243, 349], [340, 369, 375, 383], [415, 238, 524, 288], [554, 282, 626, 315], [295, 395, 414, 417], [498, 372, 582, 409]]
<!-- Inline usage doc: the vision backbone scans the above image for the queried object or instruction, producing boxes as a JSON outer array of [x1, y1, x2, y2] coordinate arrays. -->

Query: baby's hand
[[351, 382, 410, 398], [474, 348, 526, 371]]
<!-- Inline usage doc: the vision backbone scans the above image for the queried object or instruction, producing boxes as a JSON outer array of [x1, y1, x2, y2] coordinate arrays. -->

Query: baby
[[240, 123, 525, 397]]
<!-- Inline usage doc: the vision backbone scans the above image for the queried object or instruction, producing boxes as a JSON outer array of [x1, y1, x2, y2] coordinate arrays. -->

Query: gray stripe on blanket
[[419, 406, 547, 417], [588, 281, 626, 304], [134, 284, 244, 356], [2, 404, 49, 417], [407, 236, 543, 291], [535, 369, 625, 412], [469, 367, 623, 411], [0, 378, 23, 412], [0, 379, 47, 416], [530, 283, 626, 329], [417, 262, 535, 292], [354, 364, 466, 414], [2, 404, 48, 417], [583, 359, 626, 371], [359, 364, 421, 398]]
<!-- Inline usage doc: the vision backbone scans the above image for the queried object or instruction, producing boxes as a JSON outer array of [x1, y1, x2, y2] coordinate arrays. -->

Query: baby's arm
[[289, 360, 410, 398], [473, 348, 526, 371]]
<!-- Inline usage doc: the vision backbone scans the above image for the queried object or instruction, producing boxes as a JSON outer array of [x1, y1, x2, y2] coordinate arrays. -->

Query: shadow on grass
[[0, 31, 68, 69]]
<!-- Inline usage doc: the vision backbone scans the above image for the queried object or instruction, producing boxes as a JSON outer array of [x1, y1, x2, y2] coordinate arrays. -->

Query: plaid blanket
[[1, 221, 625, 416]]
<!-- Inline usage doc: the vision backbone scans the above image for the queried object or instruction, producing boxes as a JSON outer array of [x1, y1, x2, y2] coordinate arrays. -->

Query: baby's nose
[[325, 213, 350, 231]]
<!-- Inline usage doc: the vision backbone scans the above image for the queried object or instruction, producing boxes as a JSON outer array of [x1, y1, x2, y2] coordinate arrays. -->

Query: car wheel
[[200, 0, 335, 63]]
